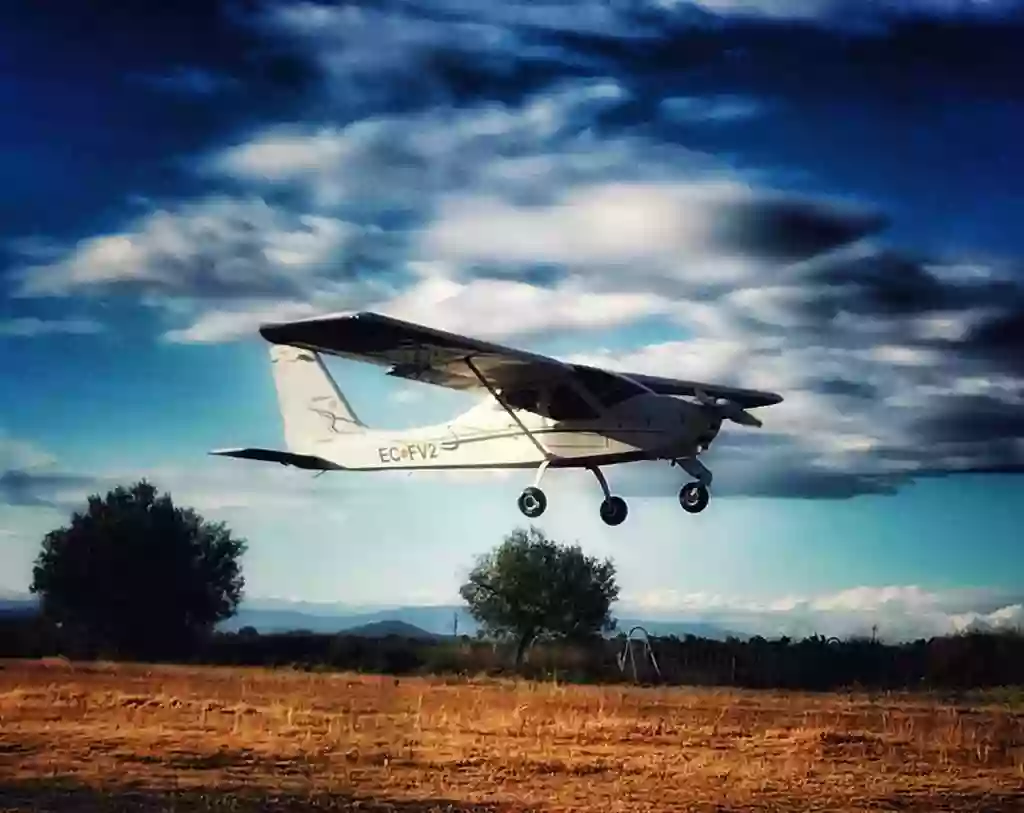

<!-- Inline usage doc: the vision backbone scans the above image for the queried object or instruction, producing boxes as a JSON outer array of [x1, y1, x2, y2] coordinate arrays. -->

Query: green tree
[[30, 480, 246, 660], [459, 526, 618, 668]]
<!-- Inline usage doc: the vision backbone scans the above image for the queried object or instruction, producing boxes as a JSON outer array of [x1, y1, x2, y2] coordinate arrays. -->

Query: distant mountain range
[[342, 619, 444, 640], [222, 600, 742, 640], [0, 592, 36, 617], [0, 592, 742, 640]]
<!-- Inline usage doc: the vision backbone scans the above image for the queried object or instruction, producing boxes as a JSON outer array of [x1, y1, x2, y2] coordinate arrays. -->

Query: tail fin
[[268, 344, 365, 454]]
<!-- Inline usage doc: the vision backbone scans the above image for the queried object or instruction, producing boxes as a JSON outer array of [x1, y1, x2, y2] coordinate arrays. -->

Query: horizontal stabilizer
[[209, 448, 343, 470]]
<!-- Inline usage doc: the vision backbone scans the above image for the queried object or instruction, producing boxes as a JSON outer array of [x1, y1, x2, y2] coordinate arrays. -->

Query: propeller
[[693, 389, 763, 428]]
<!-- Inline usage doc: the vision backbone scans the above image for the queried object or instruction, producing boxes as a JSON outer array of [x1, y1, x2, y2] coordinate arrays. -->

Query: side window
[[504, 388, 539, 413], [571, 366, 647, 410], [548, 384, 599, 421]]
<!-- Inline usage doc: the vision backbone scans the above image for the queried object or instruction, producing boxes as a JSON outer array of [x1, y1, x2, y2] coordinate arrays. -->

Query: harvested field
[[1, 659, 1022, 812]]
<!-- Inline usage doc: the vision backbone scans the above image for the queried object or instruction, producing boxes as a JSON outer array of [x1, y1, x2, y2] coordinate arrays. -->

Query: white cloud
[[240, 0, 653, 104], [189, 79, 875, 351], [866, 344, 943, 367], [568, 338, 752, 386], [212, 127, 358, 184], [622, 584, 1024, 641], [161, 301, 322, 344], [12, 197, 357, 300], [376, 273, 672, 339], [0, 433, 57, 472], [247, 1, 514, 97], [205, 79, 637, 209], [416, 176, 880, 297], [389, 387, 426, 405], [421, 181, 733, 268]]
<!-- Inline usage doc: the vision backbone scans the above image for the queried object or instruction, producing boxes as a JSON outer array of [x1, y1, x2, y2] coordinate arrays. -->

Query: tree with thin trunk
[[459, 526, 618, 668]]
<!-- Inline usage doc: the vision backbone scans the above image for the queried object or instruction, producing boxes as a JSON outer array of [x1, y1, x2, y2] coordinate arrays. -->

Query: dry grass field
[[1, 659, 1022, 812]]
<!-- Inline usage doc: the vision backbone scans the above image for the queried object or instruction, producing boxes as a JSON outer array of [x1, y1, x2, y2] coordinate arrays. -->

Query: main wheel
[[679, 481, 710, 514], [518, 486, 547, 518], [599, 496, 628, 526]]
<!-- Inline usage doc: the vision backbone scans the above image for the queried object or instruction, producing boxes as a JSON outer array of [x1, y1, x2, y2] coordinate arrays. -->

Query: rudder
[[268, 344, 366, 454]]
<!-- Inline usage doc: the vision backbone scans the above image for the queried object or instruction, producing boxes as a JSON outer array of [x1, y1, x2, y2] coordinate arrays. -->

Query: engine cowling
[[694, 389, 762, 428]]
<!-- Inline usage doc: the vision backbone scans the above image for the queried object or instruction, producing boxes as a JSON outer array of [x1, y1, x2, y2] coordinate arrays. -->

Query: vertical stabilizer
[[268, 344, 365, 454]]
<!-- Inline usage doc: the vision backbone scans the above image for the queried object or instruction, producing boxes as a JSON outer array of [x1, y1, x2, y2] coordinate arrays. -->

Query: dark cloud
[[918, 463, 1024, 478], [610, 458, 906, 501], [915, 396, 1024, 445], [128, 66, 242, 96], [813, 378, 879, 399], [468, 263, 568, 287], [578, 228, 1024, 499], [807, 251, 949, 315], [229, 1, 1024, 119], [525, 8, 1024, 108], [781, 250, 1024, 340], [961, 308, 1024, 370], [710, 198, 889, 263], [717, 469, 905, 500], [0, 469, 94, 509]]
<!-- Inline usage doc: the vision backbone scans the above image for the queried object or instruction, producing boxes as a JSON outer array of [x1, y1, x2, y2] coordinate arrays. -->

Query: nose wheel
[[679, 481, 710, 513], [672, 457, 713, 514]]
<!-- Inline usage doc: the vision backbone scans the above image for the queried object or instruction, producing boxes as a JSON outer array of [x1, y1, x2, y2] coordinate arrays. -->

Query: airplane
[[211, 310, 783, 526]]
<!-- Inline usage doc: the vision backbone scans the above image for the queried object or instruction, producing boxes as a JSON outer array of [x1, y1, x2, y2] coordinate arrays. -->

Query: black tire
[[518, 486, 547, 518], [599, 496, 628, 526], [679, 482, 710, 514]]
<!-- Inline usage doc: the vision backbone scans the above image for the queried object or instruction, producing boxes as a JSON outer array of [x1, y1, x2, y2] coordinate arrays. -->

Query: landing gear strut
[[517, 460, 551, 518], [672, 457, 713, 514], [590, 465, 628, 526], [514, 462, 628, 525]]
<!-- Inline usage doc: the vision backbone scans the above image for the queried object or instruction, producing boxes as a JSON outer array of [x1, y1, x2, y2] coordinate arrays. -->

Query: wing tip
[[258, 309, 369, 344]]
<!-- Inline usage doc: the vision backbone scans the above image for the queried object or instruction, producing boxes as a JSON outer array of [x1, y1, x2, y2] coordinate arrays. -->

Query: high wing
[[623, 372, 783, 409], [259, 311, 570, 393], [258, 311, 782, 413]]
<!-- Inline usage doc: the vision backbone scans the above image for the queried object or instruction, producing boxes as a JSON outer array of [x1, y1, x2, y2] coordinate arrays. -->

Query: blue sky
[[2, 0, 1024, 640]]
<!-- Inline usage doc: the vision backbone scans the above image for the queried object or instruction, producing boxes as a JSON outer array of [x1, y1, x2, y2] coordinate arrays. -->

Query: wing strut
[[464, 356, 553, 462]]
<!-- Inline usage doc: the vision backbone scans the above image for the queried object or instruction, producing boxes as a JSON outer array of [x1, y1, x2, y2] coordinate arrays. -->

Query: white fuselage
[[307, 392, 721, 471]]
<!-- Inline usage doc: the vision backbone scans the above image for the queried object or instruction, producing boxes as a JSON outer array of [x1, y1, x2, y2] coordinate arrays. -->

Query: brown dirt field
[[0, 659, 1022, 812]]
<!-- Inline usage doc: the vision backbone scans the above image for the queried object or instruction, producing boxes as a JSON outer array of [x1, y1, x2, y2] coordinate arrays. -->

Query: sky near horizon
[[2, 0, 1024, 641]]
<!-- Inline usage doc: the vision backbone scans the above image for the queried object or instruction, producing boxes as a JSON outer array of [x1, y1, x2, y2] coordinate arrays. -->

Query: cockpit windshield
[[569, 365, 650, 409], [502, 367, 647, 422]]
